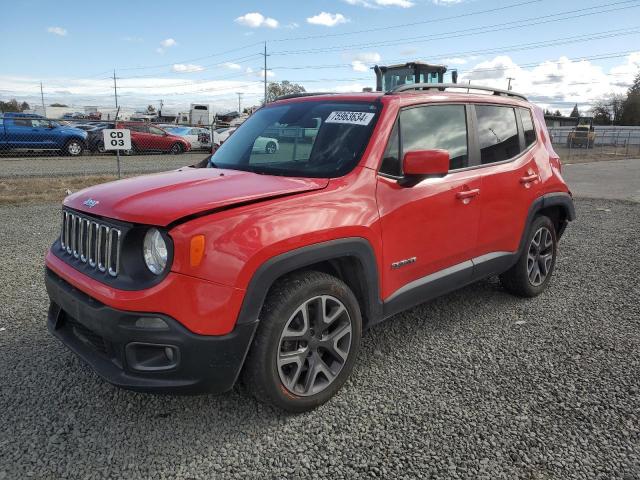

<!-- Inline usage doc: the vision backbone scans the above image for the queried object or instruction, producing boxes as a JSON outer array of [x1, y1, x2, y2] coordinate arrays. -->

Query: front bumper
[[45, 268, 258, 394]]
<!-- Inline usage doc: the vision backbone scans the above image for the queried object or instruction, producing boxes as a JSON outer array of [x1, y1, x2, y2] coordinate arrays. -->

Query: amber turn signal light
[[190, 235, 205, 267]]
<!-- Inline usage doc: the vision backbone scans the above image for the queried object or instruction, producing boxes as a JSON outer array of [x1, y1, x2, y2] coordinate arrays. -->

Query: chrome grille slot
[[59, 210, 122, 278]]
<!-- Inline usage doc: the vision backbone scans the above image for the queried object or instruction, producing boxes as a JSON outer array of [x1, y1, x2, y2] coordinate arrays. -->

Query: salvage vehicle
[[116, 122, 191, 154], [165, 126, 212, 150], [0, 113, 88, 156], [45, 84, 574, 412]]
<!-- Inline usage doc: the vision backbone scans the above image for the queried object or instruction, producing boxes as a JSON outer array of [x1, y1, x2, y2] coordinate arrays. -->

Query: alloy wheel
[[68, 141, 82, 156], [277, 295, 352, 397], [527, 226, 554, 286]]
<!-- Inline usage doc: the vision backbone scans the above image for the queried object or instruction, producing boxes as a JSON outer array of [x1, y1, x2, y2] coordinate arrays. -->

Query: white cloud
[[351, 61, 369, 72], [432, 0, 465, 4], [47, 26, 67, 36], [307, 12, 349, 27], [442, 57, 467, 65], [285, 22, 300, 29], [235, 12, 279, 29], [222, 62, 242, 70], [348, 52, 381, 71], [171, 63, 205, 73], [160, 38, 177, 48], [344, 0, 414, 7]]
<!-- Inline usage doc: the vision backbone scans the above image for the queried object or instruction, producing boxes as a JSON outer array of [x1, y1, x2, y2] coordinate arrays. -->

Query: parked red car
[[46, 85, 574, 412], [116, 122, 191, 154]]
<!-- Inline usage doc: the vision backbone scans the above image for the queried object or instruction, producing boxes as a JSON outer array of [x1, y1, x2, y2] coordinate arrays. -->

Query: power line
[[269, 0, 542, 43], [271, 1, 640, 56]]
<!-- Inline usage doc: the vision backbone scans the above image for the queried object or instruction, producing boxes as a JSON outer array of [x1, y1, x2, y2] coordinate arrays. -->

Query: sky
[[1, 0, 640, 115]]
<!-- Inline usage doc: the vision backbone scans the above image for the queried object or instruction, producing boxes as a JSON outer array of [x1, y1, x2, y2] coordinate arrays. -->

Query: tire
[[170, 143, 184, 155], [242, 270, 362, 413], [265, 141, 277, 154], [96, 141, 106, 154], [64, 139, 84, 157], [499, 215, 557, 297]]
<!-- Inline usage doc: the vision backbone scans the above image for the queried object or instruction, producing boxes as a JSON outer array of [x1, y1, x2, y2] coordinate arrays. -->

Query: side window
[[13, 119, 32, 127], [400, 105, 469, 170], [519, 107, 536, 147], [475, 105, 521, 164], [149, 126, 164, 135], [380, 121, 400, 176]]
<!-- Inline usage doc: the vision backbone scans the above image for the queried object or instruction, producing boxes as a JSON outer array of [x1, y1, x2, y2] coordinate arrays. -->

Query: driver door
[[376, 104, 481, 301]]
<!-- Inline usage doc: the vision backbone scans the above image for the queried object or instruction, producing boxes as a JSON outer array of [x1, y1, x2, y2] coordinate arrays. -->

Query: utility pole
[[40, 82, 46, 117], [113, 70, 119, 110], [236, 92, 243, 113], [506, 77, 515, 91], [262, 42, 269, 105]]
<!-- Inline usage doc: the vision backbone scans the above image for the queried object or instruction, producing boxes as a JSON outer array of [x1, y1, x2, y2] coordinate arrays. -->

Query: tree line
[[545, 72, 640, 126]]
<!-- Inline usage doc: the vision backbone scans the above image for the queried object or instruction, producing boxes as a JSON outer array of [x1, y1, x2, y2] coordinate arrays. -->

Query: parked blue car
[[0, 112, 88, 156]]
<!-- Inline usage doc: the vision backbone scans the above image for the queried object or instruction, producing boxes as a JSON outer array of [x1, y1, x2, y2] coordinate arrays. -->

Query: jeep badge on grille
[[83, 198, 99, 208]]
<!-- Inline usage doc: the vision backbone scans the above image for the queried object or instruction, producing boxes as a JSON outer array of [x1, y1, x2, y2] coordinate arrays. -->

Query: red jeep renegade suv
[[45, 85, 574, 412]]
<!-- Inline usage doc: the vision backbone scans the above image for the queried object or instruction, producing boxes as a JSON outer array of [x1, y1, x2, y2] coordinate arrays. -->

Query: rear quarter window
[[519, 107, 536, 147]]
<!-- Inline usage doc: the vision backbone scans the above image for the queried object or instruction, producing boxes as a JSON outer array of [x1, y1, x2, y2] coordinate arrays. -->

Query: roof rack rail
[[387, 83, 527, 101], [274, 92, 334, 101]]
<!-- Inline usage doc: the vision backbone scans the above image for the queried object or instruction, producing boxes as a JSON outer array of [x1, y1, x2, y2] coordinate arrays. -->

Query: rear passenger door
[[472, 104, 541, 258], [376, 104, 482, 300]]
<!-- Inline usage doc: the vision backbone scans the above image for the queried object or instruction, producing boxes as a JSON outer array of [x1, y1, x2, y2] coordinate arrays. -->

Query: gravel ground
[[0, 152, 208, 178], [0, 198, 638, 479]]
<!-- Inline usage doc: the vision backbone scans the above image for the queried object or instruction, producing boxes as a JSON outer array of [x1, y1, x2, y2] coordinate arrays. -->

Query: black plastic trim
[[236, 238, 383, 327], [45, 268, 257, 394]]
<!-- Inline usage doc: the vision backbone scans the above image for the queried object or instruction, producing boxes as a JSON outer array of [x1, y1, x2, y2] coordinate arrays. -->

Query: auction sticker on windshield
[[325, 111, 375, 126]]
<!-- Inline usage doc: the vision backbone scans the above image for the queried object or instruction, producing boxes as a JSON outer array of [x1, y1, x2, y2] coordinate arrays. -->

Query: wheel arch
[[519, 192, 575, 254], [235, 238, 383, 330]]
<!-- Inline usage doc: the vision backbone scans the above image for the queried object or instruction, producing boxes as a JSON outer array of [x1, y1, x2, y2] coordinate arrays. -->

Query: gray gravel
[[0, 152, 208, 178], [0, 199, 638, 479]]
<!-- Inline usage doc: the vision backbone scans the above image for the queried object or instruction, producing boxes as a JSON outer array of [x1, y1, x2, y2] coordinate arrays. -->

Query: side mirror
[[401, 149, 449, 184]]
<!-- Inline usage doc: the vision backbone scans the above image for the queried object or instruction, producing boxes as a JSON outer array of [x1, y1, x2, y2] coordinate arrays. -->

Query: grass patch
[[0, 175, 123, 206]]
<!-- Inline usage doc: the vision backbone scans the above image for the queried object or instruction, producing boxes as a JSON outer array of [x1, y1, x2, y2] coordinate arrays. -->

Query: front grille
[[60, 210, 121, 277]]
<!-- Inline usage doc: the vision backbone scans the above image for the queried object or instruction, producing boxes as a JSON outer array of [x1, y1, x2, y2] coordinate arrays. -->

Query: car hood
[[61, 127, 88, 137], [64, 167, 329, 226]]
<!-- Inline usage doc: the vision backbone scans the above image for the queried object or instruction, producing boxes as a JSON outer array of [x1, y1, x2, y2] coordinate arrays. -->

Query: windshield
[[209, 101, 379, 178]]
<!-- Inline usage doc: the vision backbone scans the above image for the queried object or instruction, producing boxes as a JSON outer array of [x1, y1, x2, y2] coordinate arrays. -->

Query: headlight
[[143, 228, 168, 275]]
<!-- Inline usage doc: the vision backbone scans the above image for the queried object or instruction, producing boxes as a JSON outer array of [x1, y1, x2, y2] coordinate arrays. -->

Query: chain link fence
[[549, 127, 640, 163]]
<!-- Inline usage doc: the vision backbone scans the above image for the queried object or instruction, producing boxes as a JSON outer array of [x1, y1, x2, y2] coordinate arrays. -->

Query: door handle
[[455, 188, 480, 200], [520, 173, 539, 184]]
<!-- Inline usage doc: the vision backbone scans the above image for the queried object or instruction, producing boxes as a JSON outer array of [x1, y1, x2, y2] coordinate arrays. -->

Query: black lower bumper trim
[[45, 268, 257, 394]]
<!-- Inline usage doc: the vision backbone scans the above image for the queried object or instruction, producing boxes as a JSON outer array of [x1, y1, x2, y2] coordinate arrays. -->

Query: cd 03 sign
[[102, 129, 131, 150]]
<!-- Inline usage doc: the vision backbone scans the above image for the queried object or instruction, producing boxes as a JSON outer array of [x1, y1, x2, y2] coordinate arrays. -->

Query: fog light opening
[[135, 317, 169, 330]]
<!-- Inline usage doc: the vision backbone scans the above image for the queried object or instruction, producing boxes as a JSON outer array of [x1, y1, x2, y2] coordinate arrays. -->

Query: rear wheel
[[64, 139, 84, 157], [96, 141, 106, 154], [170, 143, 184, 155], [500, 215, 557, 297], [242, 271, 362, 412]]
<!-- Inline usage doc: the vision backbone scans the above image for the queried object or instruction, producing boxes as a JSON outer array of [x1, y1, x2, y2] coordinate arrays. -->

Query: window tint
[[13, 119, 32, 127], [149, 126, 165, 135], [519, 108, 536, 147], [475, 105, 521, 164], [380, 121, 400, 176], [401, 105, 469, 170]]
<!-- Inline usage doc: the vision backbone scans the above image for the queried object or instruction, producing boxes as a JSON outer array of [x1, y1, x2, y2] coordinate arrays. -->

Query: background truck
[[0, 112, 88, 156]]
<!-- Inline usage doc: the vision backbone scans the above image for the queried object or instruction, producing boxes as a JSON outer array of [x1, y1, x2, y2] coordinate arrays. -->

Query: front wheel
[[170, 143, 184, 155], [64, 139, 84, 157], [500, 215, 557, 297], [242, 271, 362, 412]]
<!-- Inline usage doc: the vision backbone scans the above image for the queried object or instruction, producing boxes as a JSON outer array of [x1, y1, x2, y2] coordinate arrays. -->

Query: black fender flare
[[235, 237, 383, 326], [518, 192, 575, 255]]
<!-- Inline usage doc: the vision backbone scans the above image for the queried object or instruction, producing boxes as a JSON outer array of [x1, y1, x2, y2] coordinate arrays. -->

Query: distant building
[[544, 114, 579, 128]]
